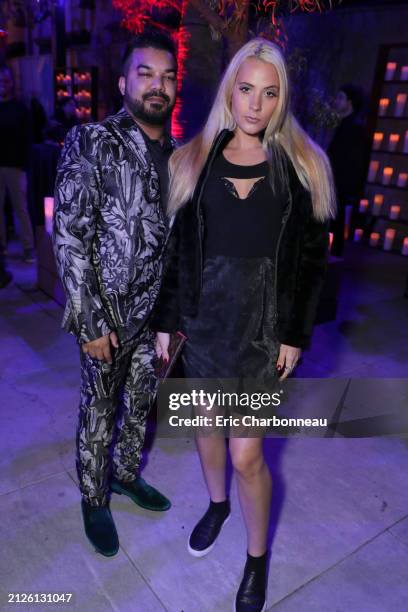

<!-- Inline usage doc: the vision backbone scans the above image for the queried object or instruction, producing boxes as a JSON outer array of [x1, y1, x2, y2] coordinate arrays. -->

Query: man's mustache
[[143, 91, 170, 103]]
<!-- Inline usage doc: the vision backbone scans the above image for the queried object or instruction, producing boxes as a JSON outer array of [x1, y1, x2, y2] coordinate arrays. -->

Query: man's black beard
[[124, 90, 173, 126]]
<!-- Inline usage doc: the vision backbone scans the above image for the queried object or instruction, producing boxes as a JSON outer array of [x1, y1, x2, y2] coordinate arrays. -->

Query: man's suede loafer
[[81, 500, 119, 557], [110, 477, 171, 512]]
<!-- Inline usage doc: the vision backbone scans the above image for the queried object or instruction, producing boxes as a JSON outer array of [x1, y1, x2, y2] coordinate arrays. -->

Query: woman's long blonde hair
[[168, 38, 336, 222]]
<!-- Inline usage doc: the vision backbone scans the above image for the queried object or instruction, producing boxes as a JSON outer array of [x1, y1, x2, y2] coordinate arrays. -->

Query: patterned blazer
[[53, 108, 173, 345]]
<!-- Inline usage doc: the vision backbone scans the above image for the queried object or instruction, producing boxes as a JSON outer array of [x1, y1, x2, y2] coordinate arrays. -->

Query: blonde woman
[[152, 38, 335, 612]]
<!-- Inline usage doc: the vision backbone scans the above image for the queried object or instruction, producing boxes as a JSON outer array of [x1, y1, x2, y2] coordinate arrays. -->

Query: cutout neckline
[[221, 176, 266, 201]]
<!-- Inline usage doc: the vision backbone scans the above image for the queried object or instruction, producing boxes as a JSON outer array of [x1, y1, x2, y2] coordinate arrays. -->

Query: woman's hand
[[155, 332, 170, 362], [276, 344, 302, 380]]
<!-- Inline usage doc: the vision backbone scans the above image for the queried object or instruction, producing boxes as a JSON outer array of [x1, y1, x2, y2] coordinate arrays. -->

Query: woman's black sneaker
[[187, 499, 231, 557], [234, 552, 268, 612]]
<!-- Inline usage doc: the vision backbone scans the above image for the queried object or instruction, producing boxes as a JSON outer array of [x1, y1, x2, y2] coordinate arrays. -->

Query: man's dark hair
[[121, 29, 177, 76], [340, 83, 365, 115]]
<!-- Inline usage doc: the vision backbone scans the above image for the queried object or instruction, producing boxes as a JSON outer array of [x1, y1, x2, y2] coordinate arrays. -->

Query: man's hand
[[155, 332, 170, 362], [276, 344, 302, 380], [82, 331, 119, 364]]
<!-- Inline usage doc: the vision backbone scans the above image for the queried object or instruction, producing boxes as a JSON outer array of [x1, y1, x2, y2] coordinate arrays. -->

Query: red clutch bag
[[155, 331, 187, 379]]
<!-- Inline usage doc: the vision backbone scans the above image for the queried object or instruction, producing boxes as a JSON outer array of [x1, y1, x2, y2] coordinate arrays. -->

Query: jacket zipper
[[196, 131, 230, 289], [273, 191, 293, 326]]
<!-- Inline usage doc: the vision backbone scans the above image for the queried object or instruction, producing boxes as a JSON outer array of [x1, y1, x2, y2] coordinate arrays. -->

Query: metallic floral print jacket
[[53, 108, 172, 345]]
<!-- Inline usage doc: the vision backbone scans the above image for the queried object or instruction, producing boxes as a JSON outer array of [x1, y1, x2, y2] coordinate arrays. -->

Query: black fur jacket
[[150, 129, 330, 349]]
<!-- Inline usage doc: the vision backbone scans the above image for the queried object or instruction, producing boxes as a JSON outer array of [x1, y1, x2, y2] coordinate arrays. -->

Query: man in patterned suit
[[53, 30, 177, 556]]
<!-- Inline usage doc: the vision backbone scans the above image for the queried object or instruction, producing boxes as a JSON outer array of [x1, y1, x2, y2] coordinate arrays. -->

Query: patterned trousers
[[77, 327, 157, 506]]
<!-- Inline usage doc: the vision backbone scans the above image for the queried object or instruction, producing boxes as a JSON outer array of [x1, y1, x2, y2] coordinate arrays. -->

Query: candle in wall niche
[[354, 228, 364, 243], [402, 237, 408, 256], [359, 198, 369, 213], [395, 93, 407, 117], [382, 166, 393, 185], [390, 205, 401, 220], [329, 232, 334, 251], [397, 172, 408, 188], [383, 228, 396, 251], [368, 160, 380, 182], [373, 132, 384, 150], [379, 98, 390, 116], [369, 232, 380, 247], [401, 66, 408, 81], [388, 133, 400, 152], [44, 197, 54, 235], [373, 194, 384, 215], [385, 62, 397, 81]]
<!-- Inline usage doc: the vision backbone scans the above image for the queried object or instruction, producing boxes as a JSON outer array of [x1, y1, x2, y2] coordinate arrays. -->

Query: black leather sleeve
[[277, 191, 330, 349], [149, 216, 181, 333]]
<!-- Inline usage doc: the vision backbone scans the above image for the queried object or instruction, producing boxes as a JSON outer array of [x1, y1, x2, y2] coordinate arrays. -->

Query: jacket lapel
[[109, 108, 161, 205]]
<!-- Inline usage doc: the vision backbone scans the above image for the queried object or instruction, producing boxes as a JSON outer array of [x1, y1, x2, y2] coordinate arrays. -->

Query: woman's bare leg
[[229, 437, 271, 555], [195, 436, 227, 501]]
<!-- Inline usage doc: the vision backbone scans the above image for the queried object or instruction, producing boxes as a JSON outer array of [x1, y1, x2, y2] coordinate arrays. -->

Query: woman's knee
[[230, 447, 264, 479]]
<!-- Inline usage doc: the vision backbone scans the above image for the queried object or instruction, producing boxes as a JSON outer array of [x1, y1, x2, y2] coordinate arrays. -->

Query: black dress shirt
[[140, 128, 173, 212]]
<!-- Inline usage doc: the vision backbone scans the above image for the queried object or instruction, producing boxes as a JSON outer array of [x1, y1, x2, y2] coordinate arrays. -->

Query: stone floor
[[1, 241, 408, 612]]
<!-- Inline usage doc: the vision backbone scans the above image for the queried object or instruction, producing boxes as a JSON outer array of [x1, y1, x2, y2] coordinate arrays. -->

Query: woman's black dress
[[181, 152, 285, 380]]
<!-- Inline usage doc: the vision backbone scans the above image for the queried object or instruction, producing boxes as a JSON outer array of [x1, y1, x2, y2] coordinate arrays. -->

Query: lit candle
[[329, 232, 334, 251], [401, 66, 408, 81], [373, 194, 384, 215], [379, 98, 390, 116], [397, 173, 407, 188], [404, 131, 408, 154], [388, 133, 400, 152], [373, 132, 384, 150], [44, 197, 54, 235], [395, 93, 407, 117], [359, 198, 369, 213], [382, 167, 394, 185], [385, 62, 397, 80], [383, 228, 396, 251], [402, 237, 408, 256], [368, 160, 380, 182], [369, 232, 380, 247], [354, 228, 364, 243], [390, 205, 401, 220]]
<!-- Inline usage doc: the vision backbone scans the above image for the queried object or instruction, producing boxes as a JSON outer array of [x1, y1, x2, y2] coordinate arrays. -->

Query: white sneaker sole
[[187, 513, 231, 558]]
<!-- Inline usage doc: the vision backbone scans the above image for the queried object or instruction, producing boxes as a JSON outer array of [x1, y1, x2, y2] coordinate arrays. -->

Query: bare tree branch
[[189, 0, 226, 34]]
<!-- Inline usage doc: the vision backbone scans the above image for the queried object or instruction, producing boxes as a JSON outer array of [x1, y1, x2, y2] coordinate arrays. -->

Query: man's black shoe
[[81, 500, 119, 557], [235, 553, 267, 612], [188, 499, 230, 557], [110, 476, 171, 512]]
